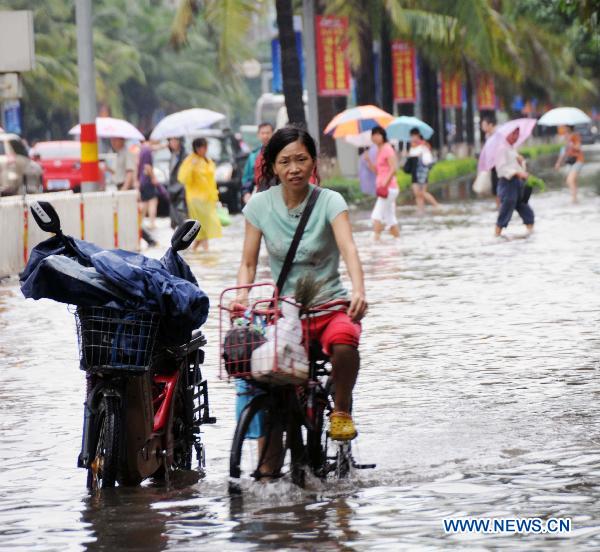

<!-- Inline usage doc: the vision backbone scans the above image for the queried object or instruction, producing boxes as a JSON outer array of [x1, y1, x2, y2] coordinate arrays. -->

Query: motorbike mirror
[[30, 201, 62, 235], [171, 219, 201, 252]]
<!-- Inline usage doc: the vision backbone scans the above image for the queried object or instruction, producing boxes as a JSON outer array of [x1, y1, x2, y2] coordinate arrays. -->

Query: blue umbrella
[[386, 116, 434, 141]]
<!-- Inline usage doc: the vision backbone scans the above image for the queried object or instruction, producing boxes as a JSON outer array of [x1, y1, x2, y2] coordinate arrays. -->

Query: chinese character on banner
[[440, 74, 462, 108], [316, 16, 350, 96], [477, 76, 496, 110], [391, 41, 416, 103]]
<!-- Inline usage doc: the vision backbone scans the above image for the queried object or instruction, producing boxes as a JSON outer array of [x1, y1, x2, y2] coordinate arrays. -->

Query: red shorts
[[302, 311, 361, 355]]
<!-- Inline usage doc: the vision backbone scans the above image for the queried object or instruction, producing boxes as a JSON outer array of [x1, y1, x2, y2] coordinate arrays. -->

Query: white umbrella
[[538, 107, 591, 126], [69, 117, 145, 140], [150, 108, 226, 140]]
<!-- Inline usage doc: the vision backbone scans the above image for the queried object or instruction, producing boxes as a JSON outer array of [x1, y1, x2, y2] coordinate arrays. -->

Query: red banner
[[440, 74, 462, 108], [392, 41, 416, 103], [315, 16, 350, 96], [477, 76, 496, 110]]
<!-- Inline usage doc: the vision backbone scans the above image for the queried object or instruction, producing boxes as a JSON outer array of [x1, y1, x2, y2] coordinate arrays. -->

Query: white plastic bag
[[251, 301, 309, 385], [472, 171, 492, 196]]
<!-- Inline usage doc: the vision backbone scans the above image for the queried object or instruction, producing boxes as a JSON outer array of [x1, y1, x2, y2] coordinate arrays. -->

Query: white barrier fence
[[0, 190, 139, 278]]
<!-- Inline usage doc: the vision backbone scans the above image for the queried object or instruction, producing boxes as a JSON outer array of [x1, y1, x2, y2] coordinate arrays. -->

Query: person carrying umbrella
[[365, 126, 400, 240], [554, 125, 584, 203], [108, 137, 137, 191], [407, 128, 439, 213], [167, 137, 188, 229], [177, 137, 222, 251], [494, 127, 534, 237]]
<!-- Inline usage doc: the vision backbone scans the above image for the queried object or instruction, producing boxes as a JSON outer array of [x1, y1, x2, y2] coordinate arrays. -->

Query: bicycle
[[29, 201, 216, 489], [219, 283, 374, 492]]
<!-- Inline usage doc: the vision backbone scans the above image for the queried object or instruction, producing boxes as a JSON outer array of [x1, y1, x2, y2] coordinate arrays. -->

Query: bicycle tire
[[229, 393, 268, 493], [229, 390, 307, 492], [87, 395, 121, 489]]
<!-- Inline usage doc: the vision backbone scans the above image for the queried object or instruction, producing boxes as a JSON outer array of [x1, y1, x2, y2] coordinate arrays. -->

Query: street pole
[[75, 0, 99, 192], [302, 0, 319, 150]]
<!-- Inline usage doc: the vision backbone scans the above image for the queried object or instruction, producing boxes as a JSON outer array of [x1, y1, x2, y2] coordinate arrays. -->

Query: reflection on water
[[1, 181, 600, 550]]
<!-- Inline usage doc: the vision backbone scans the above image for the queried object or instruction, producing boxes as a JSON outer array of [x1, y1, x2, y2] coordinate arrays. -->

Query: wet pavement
[[1, 167, 599, 550]]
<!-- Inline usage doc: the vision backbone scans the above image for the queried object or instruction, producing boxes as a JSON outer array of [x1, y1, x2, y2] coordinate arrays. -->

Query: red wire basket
[[219, 283, 308, 384], [219, 283, 349, 385]]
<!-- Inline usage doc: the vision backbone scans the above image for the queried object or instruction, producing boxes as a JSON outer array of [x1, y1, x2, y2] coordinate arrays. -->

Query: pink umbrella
[[478, 118, 537, 172]]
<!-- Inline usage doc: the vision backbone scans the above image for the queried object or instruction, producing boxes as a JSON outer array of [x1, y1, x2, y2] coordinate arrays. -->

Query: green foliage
[[2, 0, 258, 141], [519, 143, 562, 158]]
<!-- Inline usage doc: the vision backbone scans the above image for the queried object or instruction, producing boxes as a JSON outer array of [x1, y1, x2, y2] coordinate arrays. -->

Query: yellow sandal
[[329, 411, 357, 441]]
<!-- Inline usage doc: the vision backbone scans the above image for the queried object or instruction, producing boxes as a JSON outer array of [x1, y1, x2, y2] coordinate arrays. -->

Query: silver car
[[0, 132, 43, 195]]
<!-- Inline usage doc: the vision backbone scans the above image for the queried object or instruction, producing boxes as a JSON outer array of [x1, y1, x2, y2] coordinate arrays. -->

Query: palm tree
[[275, 0, 306, 124], [171, 0, 306, 125]]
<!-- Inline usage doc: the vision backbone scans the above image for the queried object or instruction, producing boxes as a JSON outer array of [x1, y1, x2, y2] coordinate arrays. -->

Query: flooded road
[[1, 175, 600, 550]]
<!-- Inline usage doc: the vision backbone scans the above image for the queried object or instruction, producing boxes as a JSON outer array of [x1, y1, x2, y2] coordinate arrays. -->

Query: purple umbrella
[[478, 118, 537, 172]]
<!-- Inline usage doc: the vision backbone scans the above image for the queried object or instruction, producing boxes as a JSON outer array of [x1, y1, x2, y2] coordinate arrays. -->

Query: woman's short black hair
[[260, 125, 318, 184], [192, 137, 208, 153], [371, 125, 388, 142], [409, 127, 423, 138]]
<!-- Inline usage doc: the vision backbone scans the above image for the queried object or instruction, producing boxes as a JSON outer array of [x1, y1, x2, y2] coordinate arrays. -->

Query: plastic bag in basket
[[251, 301, 309, 385]]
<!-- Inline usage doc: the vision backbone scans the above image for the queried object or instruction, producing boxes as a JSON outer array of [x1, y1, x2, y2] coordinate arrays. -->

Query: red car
[[31, 141, 105, 193]]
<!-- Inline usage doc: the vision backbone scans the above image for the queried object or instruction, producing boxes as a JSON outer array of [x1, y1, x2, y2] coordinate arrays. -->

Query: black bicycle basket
[[75, 306, 160, 372]]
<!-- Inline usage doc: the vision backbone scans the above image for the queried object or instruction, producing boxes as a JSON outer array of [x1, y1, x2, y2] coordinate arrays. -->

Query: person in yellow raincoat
[[177, 137, 223, 251]]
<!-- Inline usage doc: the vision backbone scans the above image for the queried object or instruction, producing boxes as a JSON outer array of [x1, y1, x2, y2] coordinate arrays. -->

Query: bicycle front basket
[[76, 306, 160, 372]]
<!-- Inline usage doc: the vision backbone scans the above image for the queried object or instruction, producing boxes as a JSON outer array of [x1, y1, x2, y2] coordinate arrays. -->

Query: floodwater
[[1, 165, 599, 550]]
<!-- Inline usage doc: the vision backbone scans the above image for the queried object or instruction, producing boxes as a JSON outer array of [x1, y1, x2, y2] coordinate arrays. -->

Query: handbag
[[473, 171, 492, 195], [375, 180, 389, 199], [217, 204, 231, 227], [403, 157, 416, 174], [565, 156, 578, 165]]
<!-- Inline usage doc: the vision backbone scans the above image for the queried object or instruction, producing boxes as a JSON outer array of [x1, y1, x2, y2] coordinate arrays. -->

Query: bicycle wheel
[[87, 395, 121, 489], [171, 384, 193, 471], [229, 391, 306, 493]]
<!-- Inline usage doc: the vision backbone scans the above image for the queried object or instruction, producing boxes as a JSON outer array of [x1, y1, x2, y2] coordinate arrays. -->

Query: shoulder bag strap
[[276, 187, 321, 295]]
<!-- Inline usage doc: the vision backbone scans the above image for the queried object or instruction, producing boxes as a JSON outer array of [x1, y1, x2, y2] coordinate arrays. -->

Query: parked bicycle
[[220, 283, 374, 492], [26, 201, 215, 489]]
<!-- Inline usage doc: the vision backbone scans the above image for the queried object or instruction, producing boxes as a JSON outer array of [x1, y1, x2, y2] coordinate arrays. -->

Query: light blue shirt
[[243, 184, 349, 302]]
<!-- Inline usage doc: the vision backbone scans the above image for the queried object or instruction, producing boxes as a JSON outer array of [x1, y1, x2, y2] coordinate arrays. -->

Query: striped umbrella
[[324, 105, 394, 138]]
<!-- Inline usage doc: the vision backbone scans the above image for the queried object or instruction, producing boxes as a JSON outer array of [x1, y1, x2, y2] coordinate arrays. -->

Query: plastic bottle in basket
[[250, 301, 309, 385]]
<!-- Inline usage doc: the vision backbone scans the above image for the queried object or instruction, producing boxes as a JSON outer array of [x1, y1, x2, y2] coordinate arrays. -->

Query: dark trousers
[[496, 177, 535, 228]]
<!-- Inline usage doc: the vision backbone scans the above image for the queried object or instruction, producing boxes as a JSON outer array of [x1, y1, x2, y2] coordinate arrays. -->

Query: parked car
[[31, 140, 108, 193], [184, 129, 248, 213], [0, 133, 43, 196]]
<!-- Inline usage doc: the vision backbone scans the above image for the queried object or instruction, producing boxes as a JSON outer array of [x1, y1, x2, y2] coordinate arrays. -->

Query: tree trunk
[[465, 64, 475, 147], [419, 58, 440, 149], [355, 1, 376, 105], [380, 17, 393, 113], [397, 103, 415, 116], [275, 0, 306, 125], [455, 107, 464, 143], [318, 96, 346, 158]]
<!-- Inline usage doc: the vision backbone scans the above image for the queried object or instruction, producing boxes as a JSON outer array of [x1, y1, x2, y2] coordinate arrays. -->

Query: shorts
[[567, 162, 583, 175], [303, 310, 362, 355]]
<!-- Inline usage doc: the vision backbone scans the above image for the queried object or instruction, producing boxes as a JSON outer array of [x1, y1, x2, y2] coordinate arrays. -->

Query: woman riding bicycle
[[234, 126, 368, 442]]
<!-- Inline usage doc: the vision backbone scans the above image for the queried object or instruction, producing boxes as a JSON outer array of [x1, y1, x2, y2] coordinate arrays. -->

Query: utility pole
[[75, 0, 99, 192], [302, 0, 319, 150]]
